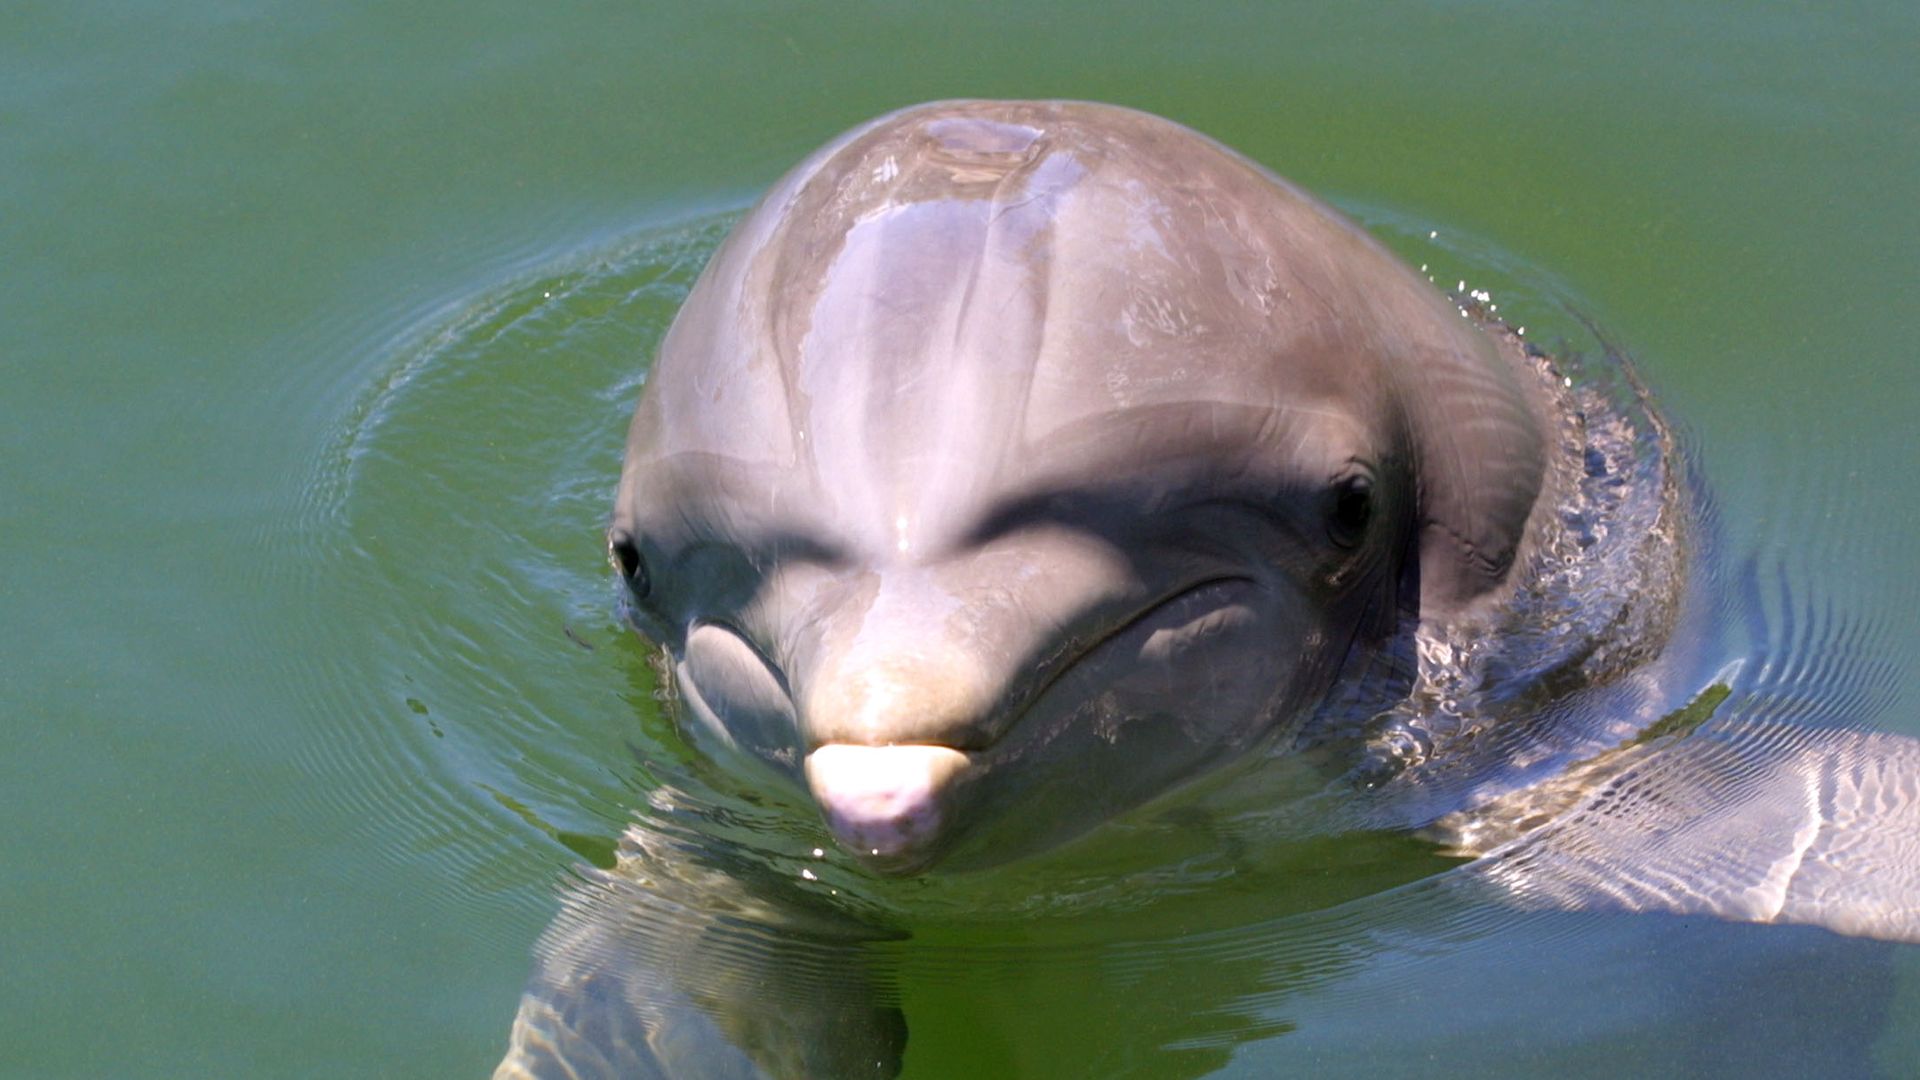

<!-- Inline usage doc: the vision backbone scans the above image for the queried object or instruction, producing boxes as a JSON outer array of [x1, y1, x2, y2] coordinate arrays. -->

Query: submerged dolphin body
[[498, 101, 1920, 1077]]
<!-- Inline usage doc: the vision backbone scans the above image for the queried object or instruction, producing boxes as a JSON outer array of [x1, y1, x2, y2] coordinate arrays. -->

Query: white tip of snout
[[804, 744, 970, 864]]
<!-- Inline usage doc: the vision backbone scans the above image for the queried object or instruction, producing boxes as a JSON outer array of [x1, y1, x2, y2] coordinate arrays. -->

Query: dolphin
[[606, 98, 1579, 873], [499, 100, 1920, 1077]]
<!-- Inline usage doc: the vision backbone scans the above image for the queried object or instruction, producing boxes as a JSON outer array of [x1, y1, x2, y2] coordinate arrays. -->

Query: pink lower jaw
[[804, 744, 971, 862]]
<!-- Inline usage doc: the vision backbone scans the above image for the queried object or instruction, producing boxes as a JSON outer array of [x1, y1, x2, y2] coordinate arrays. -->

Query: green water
[[5, 2, 1917, 1076]]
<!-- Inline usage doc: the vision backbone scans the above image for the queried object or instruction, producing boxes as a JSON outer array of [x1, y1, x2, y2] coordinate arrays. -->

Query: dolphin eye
[[1327, 474, 1373, 549], [608, 527, 650, 599]]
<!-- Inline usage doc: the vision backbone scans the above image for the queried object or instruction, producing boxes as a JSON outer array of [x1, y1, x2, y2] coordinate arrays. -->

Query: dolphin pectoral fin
[[495, 823, 905, 1080], [1453, 725, 1920, 943]]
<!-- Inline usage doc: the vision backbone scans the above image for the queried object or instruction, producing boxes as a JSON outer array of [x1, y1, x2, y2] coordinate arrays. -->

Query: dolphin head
[[608, 101, 1547, 873]]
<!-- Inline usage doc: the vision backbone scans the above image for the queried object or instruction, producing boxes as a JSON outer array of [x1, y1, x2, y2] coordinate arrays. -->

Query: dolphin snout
[[805, 744, 970, 866], [799, 654, 1006, 750]]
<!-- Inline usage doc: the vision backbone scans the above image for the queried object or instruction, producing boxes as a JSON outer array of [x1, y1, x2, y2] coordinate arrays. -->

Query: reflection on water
[[498, 818, 1897, 1078], [329, 212, 1915, 1078], [271, 216, 741, 957]]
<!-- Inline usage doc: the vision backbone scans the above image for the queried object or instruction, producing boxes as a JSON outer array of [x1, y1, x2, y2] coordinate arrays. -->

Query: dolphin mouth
[[1015, 574, 1260, 715], [801, 575, 1261, 871], [804, 743, 972, 870]]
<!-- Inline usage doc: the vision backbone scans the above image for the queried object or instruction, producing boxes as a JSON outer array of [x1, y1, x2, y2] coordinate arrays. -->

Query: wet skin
[[607, 99, 1561, 874]]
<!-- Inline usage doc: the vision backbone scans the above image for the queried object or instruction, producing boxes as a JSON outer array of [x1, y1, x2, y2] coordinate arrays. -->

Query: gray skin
[[499, 101, 1920, 1077], [605, 99, 1568, 874]]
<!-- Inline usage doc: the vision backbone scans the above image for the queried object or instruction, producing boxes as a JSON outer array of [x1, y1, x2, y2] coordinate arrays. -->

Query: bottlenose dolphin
[[498, 100, 1920, 1078]]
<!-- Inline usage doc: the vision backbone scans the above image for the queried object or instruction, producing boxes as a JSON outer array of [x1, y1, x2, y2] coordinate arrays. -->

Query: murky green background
[[6, 2, 1917, 1076]]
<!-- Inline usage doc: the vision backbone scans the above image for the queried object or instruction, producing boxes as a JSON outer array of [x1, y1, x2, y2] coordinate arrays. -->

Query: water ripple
[[268, 211, 740, 938]]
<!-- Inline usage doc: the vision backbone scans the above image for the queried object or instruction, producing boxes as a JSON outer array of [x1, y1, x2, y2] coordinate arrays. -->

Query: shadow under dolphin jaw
[[805, 743, 972, 869]]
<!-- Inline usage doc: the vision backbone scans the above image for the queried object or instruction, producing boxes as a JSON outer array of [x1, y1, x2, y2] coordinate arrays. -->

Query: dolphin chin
[[805, 744, 972, 870]]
